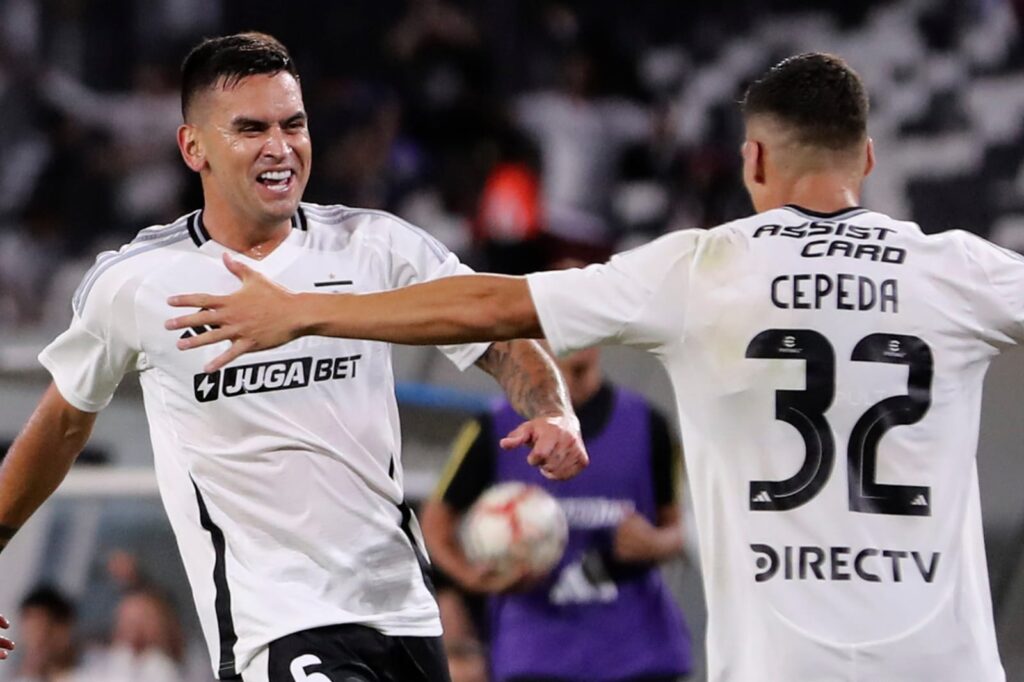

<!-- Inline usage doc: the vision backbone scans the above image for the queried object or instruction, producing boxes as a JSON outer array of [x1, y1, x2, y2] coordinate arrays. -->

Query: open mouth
[[256, 169, 295, 193]]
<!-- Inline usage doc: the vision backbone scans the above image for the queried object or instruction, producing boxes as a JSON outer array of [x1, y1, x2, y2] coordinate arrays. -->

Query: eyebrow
[[230, 112, 308, 130]]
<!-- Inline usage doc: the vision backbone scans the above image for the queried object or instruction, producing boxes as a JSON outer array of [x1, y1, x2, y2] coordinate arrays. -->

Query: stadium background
[[2, 0, 1024, 680]]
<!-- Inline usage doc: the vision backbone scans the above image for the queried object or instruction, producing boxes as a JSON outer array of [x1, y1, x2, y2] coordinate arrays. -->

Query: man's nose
[[262, 127, 291, 158]]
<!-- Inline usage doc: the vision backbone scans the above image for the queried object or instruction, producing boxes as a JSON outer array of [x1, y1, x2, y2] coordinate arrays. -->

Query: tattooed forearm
[[475, 340, 572, 419], [0, 524, 18, 554]]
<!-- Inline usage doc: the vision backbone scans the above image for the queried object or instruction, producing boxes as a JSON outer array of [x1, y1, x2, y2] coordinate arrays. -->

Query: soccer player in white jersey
[[159, 52, 1024, 681], [0, 33, 589, 682]]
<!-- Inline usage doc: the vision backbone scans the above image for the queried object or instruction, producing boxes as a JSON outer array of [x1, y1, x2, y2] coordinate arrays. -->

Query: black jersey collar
[[783, 204, 867, 220], [187, 207, 308, 248]]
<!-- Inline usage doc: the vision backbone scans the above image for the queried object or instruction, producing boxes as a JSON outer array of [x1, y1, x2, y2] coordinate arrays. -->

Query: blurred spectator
[[110, 588, 184, 665], [11, 586, 77, 682], [75, 587, 186, 682], [514, 46, 652, 253], [38, 60, 185, 234], [474, 160, 545, 274], [386, 0, 489, 150], [423, 339, 693, 682], [436, 587, 489, 682], [0, 199, 62, 328], [384, 0, 497, 254], [472, 130, 548, 274]]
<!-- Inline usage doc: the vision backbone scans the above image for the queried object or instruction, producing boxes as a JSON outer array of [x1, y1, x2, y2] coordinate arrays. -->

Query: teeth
[[259, 170, 292, 182]]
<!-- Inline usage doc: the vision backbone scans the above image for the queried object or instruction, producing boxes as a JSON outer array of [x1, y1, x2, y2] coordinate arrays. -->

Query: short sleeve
[[527, 230, 701, 356], [384, 215, 491, 369], [38, 269, 142, 413], [959, 231, 1024, 344]]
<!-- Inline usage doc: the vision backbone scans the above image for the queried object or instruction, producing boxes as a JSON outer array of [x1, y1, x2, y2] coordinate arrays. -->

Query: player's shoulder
[[72, 211, 198, 315], [941, 227, 1022, 258], [299, 202, 449, 256], [300, 202, 423, 235], [615, 227, 705, 265], [938, 228, 1024, 286]]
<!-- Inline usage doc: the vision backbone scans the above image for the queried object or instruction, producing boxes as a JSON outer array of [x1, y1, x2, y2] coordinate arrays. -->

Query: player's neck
[[200, 201, 293, 260], [778, 174, 861, 215]]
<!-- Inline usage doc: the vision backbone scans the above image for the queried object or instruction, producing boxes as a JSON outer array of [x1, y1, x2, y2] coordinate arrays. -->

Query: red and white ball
[[460, 482, 568, 577]]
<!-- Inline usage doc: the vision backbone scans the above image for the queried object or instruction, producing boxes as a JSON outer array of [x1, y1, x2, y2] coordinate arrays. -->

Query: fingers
[[204, 340, 253, 374], [502, 419, 589, 480], [223, 252, 253, 280], [499, 423, 534, 450], [166, 293, 222, 311], [537, 439, 588, 480], [177, 325, 235, 351], [526, 427, 558, 467], [166, 308, 223, 333], [0, 616, 13, 658]]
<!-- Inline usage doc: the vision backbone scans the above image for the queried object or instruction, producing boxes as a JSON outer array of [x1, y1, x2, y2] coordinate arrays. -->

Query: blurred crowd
[[2, 0, 1019, 328], [0, 0, 885, 328], [10, 551, 200, 682]]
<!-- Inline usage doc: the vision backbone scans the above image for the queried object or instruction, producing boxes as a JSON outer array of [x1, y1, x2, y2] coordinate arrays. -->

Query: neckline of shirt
[[186, 206, 308, 249], [783, 204, 867, 220]]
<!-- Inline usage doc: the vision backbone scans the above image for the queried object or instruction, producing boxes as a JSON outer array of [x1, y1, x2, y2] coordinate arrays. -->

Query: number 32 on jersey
[[746, 329, 933, 517]]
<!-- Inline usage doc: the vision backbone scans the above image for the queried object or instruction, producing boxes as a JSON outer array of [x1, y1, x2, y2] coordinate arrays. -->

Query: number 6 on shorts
[[290, 654, 331, 682]]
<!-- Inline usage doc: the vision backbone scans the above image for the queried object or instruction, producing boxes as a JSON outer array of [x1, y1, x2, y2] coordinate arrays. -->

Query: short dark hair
[[20, 585, 75, 623], [742, 53, 868, 151], [181, 32, 299, 120]]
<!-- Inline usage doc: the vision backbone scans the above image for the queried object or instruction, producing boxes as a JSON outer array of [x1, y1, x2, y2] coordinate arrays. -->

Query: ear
[[177, 124, 206, 173], [742, 140, 766, 186], [863, 137, 875, 178]]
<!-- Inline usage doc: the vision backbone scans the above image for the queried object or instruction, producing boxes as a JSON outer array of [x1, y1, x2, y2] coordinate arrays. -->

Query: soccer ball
[[460, 482, 568, 578]]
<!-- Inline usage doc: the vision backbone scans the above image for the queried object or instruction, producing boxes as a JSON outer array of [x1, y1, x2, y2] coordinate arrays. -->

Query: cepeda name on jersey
[[771, 273, 898, 312], [192, 354, 362, 402], [751, 543, 940, 584]]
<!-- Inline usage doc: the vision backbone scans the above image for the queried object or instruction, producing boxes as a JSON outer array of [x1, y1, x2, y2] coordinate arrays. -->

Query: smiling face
[[178, 71, 311, 233]]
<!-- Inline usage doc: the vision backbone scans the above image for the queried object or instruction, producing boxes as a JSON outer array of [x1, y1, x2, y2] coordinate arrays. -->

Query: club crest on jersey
[[193, 354, 361, 402]]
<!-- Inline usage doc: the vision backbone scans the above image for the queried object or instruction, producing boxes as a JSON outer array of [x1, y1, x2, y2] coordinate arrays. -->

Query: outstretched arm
[[475, 340, 587, 480], [0, 384, 98, 660], [0, 385, 96, 552], [167, 253, 541, 372]]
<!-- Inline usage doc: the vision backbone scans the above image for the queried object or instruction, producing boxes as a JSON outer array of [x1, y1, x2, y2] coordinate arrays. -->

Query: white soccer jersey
[[528, 205, 1024, 682], [39, 203, 489, 679]]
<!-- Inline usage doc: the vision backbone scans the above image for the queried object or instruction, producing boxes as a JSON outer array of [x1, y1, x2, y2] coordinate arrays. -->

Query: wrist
[[291, 292, 322, 338], [657, 525, 684, 559], [536, 410, 579, 429]]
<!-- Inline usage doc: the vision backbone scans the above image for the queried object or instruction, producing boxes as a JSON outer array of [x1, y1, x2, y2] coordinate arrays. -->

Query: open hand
[[0, 614, 14, 661], [500, 415, 588, 480], [165, 253, 303, 372]]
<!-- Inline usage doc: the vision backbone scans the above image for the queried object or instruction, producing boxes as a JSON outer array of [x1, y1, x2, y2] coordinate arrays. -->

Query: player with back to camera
[[0, 32, 589, 682], [158, 52, 1024, 681]]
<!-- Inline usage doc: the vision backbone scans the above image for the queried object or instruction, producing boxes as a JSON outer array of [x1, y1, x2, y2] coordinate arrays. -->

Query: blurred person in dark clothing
[[11, 586, 77, 682], [474, 131, 548, 275], [514, 42, 652, 252], [422, 340, 693, 682]]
